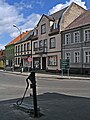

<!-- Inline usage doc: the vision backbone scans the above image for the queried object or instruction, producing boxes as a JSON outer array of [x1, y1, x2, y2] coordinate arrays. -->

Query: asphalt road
[[0, 71, 90, 120], [0, 71, 90, 101]]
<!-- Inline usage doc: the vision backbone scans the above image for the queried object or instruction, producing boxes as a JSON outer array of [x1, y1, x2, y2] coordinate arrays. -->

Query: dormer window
[[53, 23, 58, 29], [33, 29, 38, 36]]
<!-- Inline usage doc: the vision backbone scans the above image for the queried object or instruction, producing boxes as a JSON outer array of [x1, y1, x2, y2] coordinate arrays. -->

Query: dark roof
[[37, 6, 68, 26], [50, 7, 68, 20], [65, 10, 90, 30]]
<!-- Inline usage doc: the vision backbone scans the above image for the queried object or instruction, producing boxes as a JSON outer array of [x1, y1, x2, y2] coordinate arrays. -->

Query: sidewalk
[[0, 93, 90, 120], [1, 69, 90, 80]]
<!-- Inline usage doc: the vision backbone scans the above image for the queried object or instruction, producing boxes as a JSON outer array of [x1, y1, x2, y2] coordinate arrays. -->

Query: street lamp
[[13, 24, 23, 72], [13, 24, 22, 40]]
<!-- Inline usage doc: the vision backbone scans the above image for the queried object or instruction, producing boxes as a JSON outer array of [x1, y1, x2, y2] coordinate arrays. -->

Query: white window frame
[[84, 28, 90, 42], [48, 55, 57, 66], [74, 51, 80, 63], [73, 31, 80, 43], [50, 37, 56, 49], [84, 51, 90, 63], [53, 23, 58, 29], [65, 33, 71, 45], [41, 24, 46, 34], [65, 52, 71, 62]]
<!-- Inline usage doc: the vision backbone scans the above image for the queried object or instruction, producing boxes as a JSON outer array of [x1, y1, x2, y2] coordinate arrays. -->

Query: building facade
[[5, 31, 29, 70], [31, 2, 85, 71], [61, 10, 90, 74], [14, 31, 32, 71], [0, 50, 5, 69], [5, 2, 86, 72]]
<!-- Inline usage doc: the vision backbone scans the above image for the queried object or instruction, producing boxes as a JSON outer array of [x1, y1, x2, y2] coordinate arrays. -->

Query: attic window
[[53, 23, 58, 29]]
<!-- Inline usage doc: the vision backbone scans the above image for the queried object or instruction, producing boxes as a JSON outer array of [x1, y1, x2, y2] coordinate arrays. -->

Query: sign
[[28, 56, 32, 62], [60, 59, 70, 70]]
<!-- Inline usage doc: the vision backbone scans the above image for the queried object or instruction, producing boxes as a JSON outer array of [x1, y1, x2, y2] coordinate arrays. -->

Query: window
[[34, 42, 38, 51], [53, 23, 58, 29], [74, 31, 80, 43], [44, 39, 47, 47], [48, 55, 57, 66], [84, 29, 90, 41], [41, 24, 46, 34], [27, 42, 30, 51], [15, 46, 17, 53], [50, 37, 56, 49], [21, 44, 23, 52], [65, 33, 71, 45], [74, 52, 80, 63], [18, 45, 20, 52], [39, 40, 43, 50], [33, 29, 38, 36], [84, 51, 90, 63], [16, 58, 17, 65], [65, 53, 70, 61], [24, 44, 26, 51], [18, 58, 20, 65]]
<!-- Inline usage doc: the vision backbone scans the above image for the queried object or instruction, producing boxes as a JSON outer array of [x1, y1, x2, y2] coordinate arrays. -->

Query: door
[[42, 57, 46, 70]]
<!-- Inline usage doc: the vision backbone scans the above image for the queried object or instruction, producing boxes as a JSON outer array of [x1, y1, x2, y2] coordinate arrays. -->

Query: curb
[[0, 70, 90, 80]]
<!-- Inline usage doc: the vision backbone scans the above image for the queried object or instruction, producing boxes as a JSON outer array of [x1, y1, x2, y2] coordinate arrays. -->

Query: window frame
[[65, 52, 71, 62], [74, 51, 80, 63], [33, 42, 38, 51], [65, 33, 71, 45], [84, 28, 90, 42], [84, 51, 90, 63], [39, 40, 43, 50], [50, 37, 56, 49], [27, 42, 30, 51], [41, 24, 46, 34], [73, 31, 80, 43], [48, 55, 57, 66]]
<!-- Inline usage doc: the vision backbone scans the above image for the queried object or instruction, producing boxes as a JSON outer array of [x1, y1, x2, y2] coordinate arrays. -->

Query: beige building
[[14, 31, 32, 71], [31, 2, 85, 71]]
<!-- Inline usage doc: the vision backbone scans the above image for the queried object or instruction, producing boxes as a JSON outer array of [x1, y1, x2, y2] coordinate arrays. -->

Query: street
[[0, 71, 90, 101]]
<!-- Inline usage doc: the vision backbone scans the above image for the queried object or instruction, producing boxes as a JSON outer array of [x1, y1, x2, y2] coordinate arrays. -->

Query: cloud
[[48, 0, 87, 15], [14, 0, 32, 10], [10, 13, 41, 38], [0, 1, 25, 34], [0, 44, 5, 50], [0, 0, 41, 37]]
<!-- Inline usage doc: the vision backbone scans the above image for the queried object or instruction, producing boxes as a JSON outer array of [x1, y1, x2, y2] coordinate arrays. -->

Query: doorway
[[42, 57, 46, 70]]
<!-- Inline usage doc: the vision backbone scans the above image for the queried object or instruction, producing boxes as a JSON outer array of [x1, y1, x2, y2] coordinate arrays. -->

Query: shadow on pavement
[[0, 92, 90, 120]]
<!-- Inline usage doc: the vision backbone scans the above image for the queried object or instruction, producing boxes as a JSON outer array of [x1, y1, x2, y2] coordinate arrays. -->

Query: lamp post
[[13, 24, 23, 72]]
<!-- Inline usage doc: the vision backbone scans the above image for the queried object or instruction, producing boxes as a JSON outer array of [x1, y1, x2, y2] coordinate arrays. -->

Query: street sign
[[60, 59, 70, 70], [28, 56, 32, 62]]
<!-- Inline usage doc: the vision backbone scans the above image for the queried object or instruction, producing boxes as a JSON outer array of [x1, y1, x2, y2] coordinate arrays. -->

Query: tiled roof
[[65, 10, 90, 30], [6, 31, 29, 46]]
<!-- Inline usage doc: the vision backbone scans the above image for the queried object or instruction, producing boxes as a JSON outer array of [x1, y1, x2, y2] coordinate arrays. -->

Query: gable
[[60, 2, 86, 30]]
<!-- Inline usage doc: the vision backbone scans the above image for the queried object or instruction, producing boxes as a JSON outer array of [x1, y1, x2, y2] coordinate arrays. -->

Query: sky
[[0, 0, 89, 50]]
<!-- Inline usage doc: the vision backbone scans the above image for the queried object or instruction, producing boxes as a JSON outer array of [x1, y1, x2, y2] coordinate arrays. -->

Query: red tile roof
[[6, 31, 29, 46], [65, 10, 90, 30]]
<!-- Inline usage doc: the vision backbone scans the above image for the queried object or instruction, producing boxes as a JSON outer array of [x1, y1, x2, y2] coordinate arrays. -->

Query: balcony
[[35, 47, 47, 54], [49, 23, 59, 36], [49, 28, 59, 36]]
